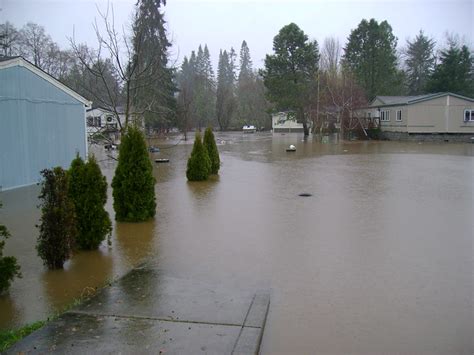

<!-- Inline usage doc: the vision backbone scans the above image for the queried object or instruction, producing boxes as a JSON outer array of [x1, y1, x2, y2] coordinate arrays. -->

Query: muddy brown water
[[1, 133, 473, 354]]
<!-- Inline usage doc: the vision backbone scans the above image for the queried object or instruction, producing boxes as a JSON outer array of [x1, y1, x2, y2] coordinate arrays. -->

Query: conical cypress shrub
[[203, 127, 220, 175], [186, 132, 211, 181], [37, 167, 77, 269], [112, 125, 156, 222], [69, 154, 112, 250]]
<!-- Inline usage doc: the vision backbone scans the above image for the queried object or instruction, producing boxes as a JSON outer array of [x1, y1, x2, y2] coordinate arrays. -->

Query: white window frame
[[396, 110, 402, 121], [380, 110, 390, 122], [464, 109, 474, 122]]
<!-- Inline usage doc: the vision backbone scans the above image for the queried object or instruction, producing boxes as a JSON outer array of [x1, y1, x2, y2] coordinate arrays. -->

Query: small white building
[[272, 112, 309, 133], [86, 107, 124, 141]]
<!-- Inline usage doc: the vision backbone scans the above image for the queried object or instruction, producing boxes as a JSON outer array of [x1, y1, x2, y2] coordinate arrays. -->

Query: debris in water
[[299, 193, 312, 197]]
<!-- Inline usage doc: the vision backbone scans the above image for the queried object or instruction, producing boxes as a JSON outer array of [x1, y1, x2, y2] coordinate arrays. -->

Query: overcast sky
[[1, 0, 473, 70]]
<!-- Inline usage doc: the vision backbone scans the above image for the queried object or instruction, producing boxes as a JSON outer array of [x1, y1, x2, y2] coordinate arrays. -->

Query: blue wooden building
[[0, 57, 91, 190]]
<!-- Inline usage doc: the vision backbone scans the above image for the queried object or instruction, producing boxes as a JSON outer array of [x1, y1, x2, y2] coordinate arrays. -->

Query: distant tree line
[[176, 41, 271, 137], [1, 15, 473, 136], [261, 19, 474, 137]]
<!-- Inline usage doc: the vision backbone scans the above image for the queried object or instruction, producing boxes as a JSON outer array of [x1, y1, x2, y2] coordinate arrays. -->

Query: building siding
[[379, 105, 408, 132], [446, 96, 474, 133], [407, 96, 474, 133], [0, 65, 87, 190], [359, 94, 474, 137]]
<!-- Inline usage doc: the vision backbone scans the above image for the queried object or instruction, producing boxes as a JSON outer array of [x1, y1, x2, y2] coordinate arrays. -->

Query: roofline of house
[[0, 56, 92, 108], [86, 106, 125, 115], [369, 92, 474, 108]]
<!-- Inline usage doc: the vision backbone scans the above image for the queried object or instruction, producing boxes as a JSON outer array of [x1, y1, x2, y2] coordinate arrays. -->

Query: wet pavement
[[6, 263, 270, 354]]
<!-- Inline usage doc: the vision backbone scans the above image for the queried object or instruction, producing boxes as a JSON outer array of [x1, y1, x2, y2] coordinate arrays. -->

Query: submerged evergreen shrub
[[186, 132, 211, 181], [69, 154, 112, 250], [0, 202, 21, 294], [37, 167, 77, 269], [112, 125, 156, 222], [203, 127, 220, 175]]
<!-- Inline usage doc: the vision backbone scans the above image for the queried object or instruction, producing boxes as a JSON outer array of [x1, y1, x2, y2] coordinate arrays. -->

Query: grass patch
[[0, 320, 46, 351], [0, 281, 112, 351]]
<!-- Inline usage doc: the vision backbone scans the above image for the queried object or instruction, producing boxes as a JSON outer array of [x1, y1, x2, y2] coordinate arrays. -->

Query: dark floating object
[[155, 159, 169, 163], [149, 146, 160, 153], [299, 193, 312, 197]]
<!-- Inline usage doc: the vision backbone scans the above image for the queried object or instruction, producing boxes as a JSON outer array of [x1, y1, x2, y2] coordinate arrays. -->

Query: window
[[87, 116, 102, 127], [396, 110, 402, 121], [380, 110, 390, 122], [464, 109, 474, 122]]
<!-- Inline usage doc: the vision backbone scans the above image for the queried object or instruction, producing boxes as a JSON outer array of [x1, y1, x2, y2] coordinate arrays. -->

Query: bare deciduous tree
[[69, 4, 162, 132], [0, 22, 20, 57], [320, 37, 341, 76]]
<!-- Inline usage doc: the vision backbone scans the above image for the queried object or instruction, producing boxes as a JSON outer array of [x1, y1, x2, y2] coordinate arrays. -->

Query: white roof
[[0, 56, 92, 107]]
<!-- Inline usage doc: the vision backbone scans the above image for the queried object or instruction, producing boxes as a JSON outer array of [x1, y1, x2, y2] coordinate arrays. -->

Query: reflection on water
[[0, 133, 473, 354], [115, 220, 156, 273], [41, 249, 114, 312]]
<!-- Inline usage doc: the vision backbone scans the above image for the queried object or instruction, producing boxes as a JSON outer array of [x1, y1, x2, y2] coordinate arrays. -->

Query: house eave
[[0, 57, 92, 108]]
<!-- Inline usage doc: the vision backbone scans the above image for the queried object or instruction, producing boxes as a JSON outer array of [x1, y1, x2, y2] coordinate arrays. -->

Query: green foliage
[[0, 320, 46, 351], [0, 202, 21, 294], [342, 19, 399, 99], [261, 23, 319, 135], [132, 0, 177, 131], [186, 132, 211, 181], [177, 44, 216, 134], [405, 30, 436, 95], [68, 154, 112, 250], [216, 48, 237, 131], [112, 126, 156, 222], [37, 167, 77, 269], [236, 41, 271, 129], [203, 127, 220, 174], [426, 42, 474, 97]]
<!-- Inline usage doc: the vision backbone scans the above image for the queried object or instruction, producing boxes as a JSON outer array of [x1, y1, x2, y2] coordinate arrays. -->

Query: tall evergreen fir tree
[[236, 40, 254, 126], [342, 19, 399, 99], [238, 40, 253, 81], [69, 154, 112, 250], [203, 127, 220, 175], [176, 56, 195, 138], [262, 23, 319, 136], [112, 126, 156, 222], [427, 42, 474, 97], [216, 49, 237, 130], [132, 0, 176, 131], [236, 40, 270, 128], [193, 44, 216, 129], [405, 30, 436, 95]]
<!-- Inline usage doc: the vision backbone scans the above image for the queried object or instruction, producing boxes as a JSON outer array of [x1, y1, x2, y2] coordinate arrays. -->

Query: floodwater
[[1, 133, 473, 354]]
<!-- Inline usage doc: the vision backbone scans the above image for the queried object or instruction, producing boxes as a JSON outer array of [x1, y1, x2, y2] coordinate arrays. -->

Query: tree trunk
[[339, 112, 344, 141], [298, 108, 309, 136]]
